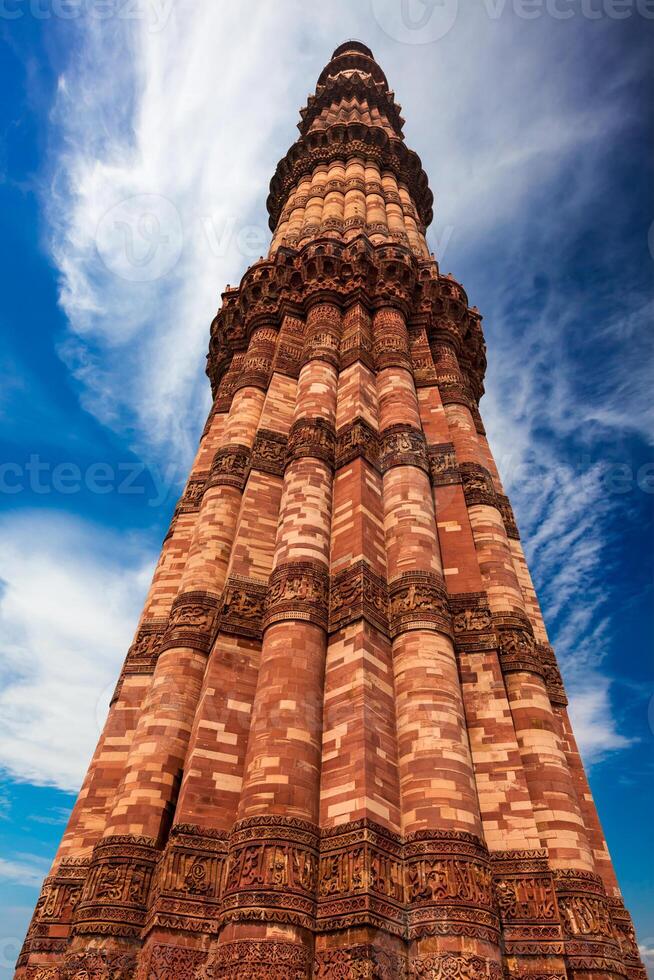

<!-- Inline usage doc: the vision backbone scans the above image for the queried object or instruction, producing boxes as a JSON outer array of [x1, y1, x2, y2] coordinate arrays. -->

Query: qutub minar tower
[[18, 41, 644, 980]]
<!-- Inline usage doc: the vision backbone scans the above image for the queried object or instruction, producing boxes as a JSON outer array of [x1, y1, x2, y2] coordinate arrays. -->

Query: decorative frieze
[[61, 950, 137, 980], [335, 416, 380, 471], [178, 472, 209, 513], [428, 441, 461, 486], [373, 308, 412, 372], [250, 428, 287, 477], [388, 571, 450, 639], [538, 642, 568, 707], [491, 850, 564, 957], [497, 493, 520, 539], [145, 824, 227, 937], [497, 627, 544, 679], [314, 944, 407, 979], [287, 417, 336, 469], [209, 445, 251, 490], [219, 576, 268, 640], [554, 869, 625, 976], [609, 898, 647, 980], [404, 831, 497, 942], [379, 424, 430, 475], [339, 304, 374, 371], [222, 816, 319, 930], [205, 939, 311, 979], [17, 857, 89, 967], [73, 835, 159, 940], [264, 560, 330, 631], [329, 560, 389, 635], [317, 819, 405, 936], [460, 462, 497, 509], [302, 303, 341, 367], [450, 593, 496, 655], [409, 952, 502, 980], [138, 944, 208, 980], [159, 592, 221, 656]]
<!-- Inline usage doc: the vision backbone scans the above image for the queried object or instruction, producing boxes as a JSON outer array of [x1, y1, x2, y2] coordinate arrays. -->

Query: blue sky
[[0, 1, 652, 975]]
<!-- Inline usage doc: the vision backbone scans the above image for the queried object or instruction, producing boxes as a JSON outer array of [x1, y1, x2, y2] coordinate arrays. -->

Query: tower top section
[[266, 40, 433, 232]]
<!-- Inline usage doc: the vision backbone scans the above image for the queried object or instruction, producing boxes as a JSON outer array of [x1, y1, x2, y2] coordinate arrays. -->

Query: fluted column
[[66, 328, 272, 965], [373, 307, 501, 976], [213, 302, 340, 976]]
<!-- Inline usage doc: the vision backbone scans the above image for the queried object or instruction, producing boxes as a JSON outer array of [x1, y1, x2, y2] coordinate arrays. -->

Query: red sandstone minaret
[[17, 40, 644, 980]]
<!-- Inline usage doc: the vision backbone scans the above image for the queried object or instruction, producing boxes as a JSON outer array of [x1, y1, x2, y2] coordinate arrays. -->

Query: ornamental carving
[[329, 560, 389, 635], [428, 442, 460, 486], [498, 628, 544, 677], [317, 819, 405, 936], [460, 463, 497, 508], [287, 417, 336, 468], [314, 944, 407, 980], [339, 304, 374, 371], [159, 592, 221, 656], [178, 473, 208, 513], [209, 445, 251, 490], [137, 944, 207, 980], [219, 576, 268, 639], [404, 832, 496, 941], [538, 643, 568, 707], [302, 303, 341, 366], [74, 837, 157, 939], [388, 572, 450, 638], [379, 424, 429, 475], [373, 308, 412, 371], [205, 940, 311, 980], [123, 621, 166, 674], [558, 895, 613, 938], [250, 428, 288, 476], [265, 560, 330, 630], [61, 950, 136, 979], [335, 416, 380, 471], [410, 953, 501, 980], [497, 493, 520, 539], [453, 608, 493, 634]]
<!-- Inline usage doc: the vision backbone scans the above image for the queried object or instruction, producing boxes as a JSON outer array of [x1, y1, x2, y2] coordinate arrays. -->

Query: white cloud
[[0, 855, 50, 889], [0, 511, 155, 791], [567, 674, 633, 764]]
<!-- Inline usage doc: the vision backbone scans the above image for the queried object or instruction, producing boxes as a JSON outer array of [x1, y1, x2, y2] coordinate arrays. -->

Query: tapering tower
[[18, 40, 644, 980]]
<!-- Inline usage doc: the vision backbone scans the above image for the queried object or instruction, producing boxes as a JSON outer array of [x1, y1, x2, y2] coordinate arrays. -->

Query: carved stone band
[[497, 626, 544, 679], [497, 493, 520, 539], [73, 835, 158, 940], [491, 849, 564, 957], [178, 471, 209, 513], [222, 816, 319, 931], [16, 856, 89, 967], [159, 591, 221, 656], [317, 818, 405, 937], [329, 560, 389, 636], [264, 560, 330, 631], [450, 593, 496, 655], [389, 571, 450, 639], [209, 444, 251, 491], [404, 830, 498, 943], [427, 441, 460, 487], [146, 823, 228, 936], [219, 576, 268, 640], [553, 869, 625, 976], [286, 417, 336, 469], [335, 416, 380, 471], [380, 423, 430, 475], [460, 462, 497, 509], [205, 940, 311, 980], [538, 642, 568, 707], [250, 428, 287, 477]]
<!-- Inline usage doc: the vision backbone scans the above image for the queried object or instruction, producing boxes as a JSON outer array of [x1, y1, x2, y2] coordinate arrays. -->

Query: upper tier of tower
[[267, 41, 433, 257]]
